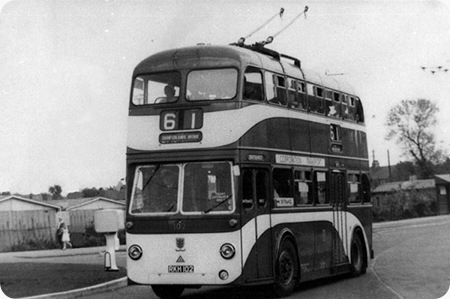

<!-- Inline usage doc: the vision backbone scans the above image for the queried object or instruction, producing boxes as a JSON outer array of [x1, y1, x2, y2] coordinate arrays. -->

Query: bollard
[[94, 209, 125, 272]]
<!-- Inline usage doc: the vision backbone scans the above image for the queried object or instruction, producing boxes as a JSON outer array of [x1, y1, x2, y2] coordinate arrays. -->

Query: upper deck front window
[[132, 72, 181, 105], [186, 68, 237, 101]]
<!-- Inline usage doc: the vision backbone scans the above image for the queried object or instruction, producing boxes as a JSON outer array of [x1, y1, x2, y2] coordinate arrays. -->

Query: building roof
[[0, 195, 61, 210], [435, 174, 450, 184], [47, 197, 125, 211], [65, 197, 125, 211], [372, 179, 435, 193]]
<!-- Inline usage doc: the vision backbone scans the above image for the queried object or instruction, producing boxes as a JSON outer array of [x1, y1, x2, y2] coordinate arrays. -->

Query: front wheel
[[350, 234, 366, 277], [273, 240, 298, 297], [151, 285, 184, 299]]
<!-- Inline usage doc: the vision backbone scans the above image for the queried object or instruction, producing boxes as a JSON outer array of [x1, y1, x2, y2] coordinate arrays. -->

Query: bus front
[[125, 45, 251, 298]]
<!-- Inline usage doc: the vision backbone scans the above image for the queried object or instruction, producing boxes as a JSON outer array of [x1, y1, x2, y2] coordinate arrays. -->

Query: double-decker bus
[[125, 41, 373, 298]]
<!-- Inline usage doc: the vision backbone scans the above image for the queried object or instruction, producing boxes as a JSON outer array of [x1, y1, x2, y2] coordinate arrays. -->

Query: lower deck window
[[273, 168, 294, 207], [315, 171, 329, 204], [294, 170, 313, 205]]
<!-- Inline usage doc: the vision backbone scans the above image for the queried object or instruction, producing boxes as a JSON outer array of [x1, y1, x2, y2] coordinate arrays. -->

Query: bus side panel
[[267, 118, 291, 150], [270, 214, 335, 276], [241, 227, 274, 283], [289, 118, 312, 153], [348, 205, 373, 255], [309, 122, 330, 154], [270, 211, 367, 279]]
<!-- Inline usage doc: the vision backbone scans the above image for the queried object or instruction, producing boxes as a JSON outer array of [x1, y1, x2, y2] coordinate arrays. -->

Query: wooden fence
[[0, 210, 58, 252], [0, 209, 123, 251], [69, 210, 96, 233]]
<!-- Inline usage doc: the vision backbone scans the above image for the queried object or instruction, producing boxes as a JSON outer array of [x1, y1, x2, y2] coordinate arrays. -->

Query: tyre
[[273, 240, 298, 297], [151, 285, 184, 299], [350, 233, 366, 277]]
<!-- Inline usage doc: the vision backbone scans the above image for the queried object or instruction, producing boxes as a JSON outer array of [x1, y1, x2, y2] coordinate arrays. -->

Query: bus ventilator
[[94, 209, 125, 271]]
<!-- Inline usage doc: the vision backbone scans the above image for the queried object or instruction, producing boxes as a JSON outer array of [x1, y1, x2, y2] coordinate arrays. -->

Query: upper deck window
[[266, 73, 287, 106], [243, 67, 263, 101], [310, 86, 324, 114], [186, 68, 237, 101], [132, 72, 181, 105]]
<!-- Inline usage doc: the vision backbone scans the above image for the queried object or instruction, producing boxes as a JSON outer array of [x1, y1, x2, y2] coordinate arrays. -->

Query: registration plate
[[168, 265, 194, 273]]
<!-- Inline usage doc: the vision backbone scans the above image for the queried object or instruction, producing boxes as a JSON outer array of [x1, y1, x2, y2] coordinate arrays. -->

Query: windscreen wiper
[[166, 202, 176, 213], [142, 165, 160, 191], [203, 194, 233, 214]]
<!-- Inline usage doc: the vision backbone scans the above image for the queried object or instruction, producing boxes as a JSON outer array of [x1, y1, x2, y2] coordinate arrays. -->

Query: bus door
[[330, 171, 348, 266], [241, 168, 272, 281]]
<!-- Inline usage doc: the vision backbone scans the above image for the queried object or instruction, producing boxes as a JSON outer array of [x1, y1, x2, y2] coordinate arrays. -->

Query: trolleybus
[[125, 41, 373, 298]]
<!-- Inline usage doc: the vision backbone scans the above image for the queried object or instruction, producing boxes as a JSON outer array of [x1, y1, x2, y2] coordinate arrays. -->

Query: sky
[[0, 0, 449, 195]]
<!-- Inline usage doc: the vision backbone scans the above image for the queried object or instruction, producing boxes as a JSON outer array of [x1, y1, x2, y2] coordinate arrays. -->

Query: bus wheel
[[151, 285, 184, 299], [274, 240, 298, 297], [350, 234, 366, 277]]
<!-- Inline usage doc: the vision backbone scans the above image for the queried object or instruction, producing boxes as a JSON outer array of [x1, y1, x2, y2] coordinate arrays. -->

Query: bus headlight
[[128, 244, 143, 260], [220, 243, 235, 259]]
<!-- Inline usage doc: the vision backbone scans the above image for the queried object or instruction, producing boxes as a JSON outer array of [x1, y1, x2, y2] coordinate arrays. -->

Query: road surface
[[81, 216, 450, 299]]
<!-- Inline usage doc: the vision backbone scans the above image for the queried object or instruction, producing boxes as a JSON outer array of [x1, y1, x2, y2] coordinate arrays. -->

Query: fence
[[69, 210, 96, 233], [0, 210, 58, 252], [0, 209, 125, 251]]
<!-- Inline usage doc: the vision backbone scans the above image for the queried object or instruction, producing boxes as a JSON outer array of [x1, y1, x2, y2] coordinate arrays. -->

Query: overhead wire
[[243, 8, 285, 40]]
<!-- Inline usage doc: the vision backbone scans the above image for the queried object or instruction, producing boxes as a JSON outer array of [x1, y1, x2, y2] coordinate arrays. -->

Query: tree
[[385, 99, 443, 179], [391, 161, 417, 181], [48, 185, 63, 200], [81, 187, 100, 198]]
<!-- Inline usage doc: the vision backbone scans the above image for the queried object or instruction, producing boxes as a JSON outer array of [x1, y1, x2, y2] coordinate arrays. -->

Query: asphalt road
[[78, 216, 450, 299]]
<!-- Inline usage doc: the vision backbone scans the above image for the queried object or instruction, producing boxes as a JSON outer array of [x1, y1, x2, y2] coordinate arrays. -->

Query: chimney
[[372, 160, 380, 168]]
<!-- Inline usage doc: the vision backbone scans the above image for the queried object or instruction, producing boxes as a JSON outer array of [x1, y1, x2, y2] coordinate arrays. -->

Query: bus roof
[[134, 44, 357, 96]]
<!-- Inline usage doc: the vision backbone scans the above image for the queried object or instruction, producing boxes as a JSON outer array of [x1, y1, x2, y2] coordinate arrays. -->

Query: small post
[[94, 209, 125, 272], [104, 233, 119, 271]]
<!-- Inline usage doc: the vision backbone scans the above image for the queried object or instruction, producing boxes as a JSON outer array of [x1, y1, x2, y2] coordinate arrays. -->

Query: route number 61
[[160, 109, 203, 131]]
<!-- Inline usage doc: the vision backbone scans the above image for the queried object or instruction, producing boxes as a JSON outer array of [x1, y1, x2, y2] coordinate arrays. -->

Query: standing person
[[61, 224, 72, 250], [56, 217, 64, 248]]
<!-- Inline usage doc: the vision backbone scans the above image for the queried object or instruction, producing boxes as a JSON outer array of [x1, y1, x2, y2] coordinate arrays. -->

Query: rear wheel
[[151, 285, 184, 299], [350, 234, 366, 276], [273, 240, 298, 297]]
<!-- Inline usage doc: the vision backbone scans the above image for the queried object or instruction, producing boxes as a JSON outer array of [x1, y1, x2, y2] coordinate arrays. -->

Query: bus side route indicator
[[275, 154, 325, 167]]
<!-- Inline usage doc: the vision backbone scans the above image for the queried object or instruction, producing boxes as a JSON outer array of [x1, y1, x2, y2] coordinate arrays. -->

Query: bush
[[72, 222, 126, 248], [10, 238, 60, 252], [372, 190, 437, 222]]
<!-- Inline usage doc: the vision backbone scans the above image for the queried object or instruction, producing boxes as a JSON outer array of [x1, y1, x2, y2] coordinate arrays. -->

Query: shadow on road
[[180, 274, 352, 299]]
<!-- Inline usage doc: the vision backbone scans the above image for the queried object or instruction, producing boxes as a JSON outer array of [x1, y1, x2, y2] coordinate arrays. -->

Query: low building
[[434, 174, 450, 215], [0, 196, 61, 252], [369, 160, 392, 189], [372, 178, 436, 207], [51, 197, 125, 247], [0, 195, 61, 212]]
